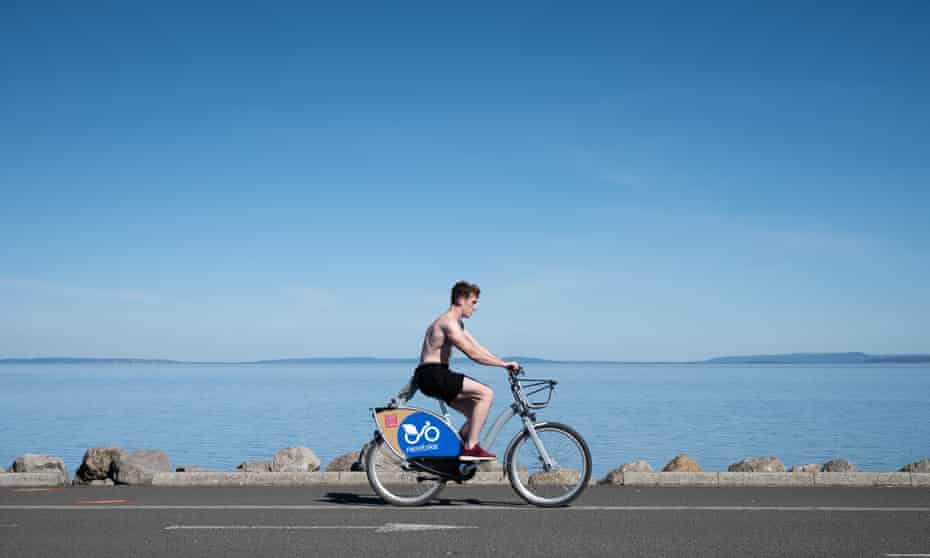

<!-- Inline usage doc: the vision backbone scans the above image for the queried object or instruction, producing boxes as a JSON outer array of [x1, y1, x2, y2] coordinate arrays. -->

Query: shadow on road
[[322, 491, 525, 507]]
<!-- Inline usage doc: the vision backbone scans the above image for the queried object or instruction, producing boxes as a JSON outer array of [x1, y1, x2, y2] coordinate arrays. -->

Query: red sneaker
[[460, 444, 496, 461]]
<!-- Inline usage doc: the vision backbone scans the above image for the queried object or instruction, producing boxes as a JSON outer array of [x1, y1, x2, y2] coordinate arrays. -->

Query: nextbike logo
[[396, 412, 461, 458]]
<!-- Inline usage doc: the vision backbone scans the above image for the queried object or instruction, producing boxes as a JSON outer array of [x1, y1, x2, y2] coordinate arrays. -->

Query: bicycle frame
[[376, 372, 559, 476]]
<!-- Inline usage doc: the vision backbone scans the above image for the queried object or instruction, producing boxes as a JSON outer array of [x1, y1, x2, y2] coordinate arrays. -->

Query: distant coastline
[[1, 352, 928, 365]]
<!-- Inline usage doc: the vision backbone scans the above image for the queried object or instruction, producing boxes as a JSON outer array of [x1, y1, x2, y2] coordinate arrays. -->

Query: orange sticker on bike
[[374, 408, 417, 455]]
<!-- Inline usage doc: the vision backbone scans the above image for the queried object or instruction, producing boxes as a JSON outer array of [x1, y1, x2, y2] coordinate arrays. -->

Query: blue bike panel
[[396, 412, 461, 458]]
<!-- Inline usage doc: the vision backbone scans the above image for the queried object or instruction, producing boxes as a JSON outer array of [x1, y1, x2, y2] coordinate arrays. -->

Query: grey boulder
[[789, 464, 822, 473], [113, 450, 172, 485], [272, 447, 320, 473], [237, 460, 272, 473], [600, 461, 654, 485], [76, 447, 124, 482], [728, 456, 786, 473], [620, 460, 655, 473], [325, 452, 363, 472], [821, 458, 858, 472], [662, 455, 703, 472], [12, 454, 69, 481], [528, 469, 582, 486], [900, 458, 930, 473]]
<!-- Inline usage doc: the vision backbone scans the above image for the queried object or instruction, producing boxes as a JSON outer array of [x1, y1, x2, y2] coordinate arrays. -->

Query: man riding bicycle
[[413, 281, 520, 461]]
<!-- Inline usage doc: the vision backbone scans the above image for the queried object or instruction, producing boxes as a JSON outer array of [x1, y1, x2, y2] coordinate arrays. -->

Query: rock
[[822, 458, 858, 472], [728, 456, 786, 473], [600, 461, 654, 485], [0, 466, 7, 473], [272, 447, 320, 473], [621, 460, 655, 473], [175, 466, 213, 472], [325, 452, 363, 472], [237, 460, 272, 472], [12, 454, 69, 480], [900, 458, 930, 473], [528, 469, 581, 486], [113, 450, 172, 485], [76, 447, 124, 482], [662, 455, 703, 472], [789, 464, 822, 473], [600, 469, 623, 485]]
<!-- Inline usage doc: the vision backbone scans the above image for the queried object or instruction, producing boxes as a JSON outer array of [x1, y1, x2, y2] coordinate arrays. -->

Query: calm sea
[[2, 362, 928, 478]]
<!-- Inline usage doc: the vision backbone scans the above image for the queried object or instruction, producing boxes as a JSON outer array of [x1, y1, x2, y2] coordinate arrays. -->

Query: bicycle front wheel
[[365, 437, 445, 506], [506, 422, 591, 507]]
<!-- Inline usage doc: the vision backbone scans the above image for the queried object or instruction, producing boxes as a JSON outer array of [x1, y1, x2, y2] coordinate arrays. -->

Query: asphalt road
[[1, 485, 928, 557]]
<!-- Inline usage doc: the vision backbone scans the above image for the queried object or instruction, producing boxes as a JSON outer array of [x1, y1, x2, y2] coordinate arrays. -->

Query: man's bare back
[[419, 312, 462, 365]]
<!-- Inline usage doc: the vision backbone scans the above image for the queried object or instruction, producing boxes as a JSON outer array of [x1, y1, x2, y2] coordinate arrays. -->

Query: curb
[[151, 472, 370, 486], [604, 472, 930, 488], [151, 471, 519, 487], [623, 472, 719, 487], [913, 473, 930, 487], [814, 472, 914, 487], [719, 472, 814, 487], [0, 473, 68, 487], [2, 472, 929, 488]]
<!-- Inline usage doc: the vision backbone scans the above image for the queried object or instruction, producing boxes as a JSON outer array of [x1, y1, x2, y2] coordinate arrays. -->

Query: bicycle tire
[[505, 421, 591, 507], [365, 436, 445, 506]]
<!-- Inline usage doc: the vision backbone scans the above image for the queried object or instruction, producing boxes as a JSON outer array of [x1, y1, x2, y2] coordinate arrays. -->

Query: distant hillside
[[0, 357, 187, 365], [703, 352, 930, 364], [249, 357, 418, 365]]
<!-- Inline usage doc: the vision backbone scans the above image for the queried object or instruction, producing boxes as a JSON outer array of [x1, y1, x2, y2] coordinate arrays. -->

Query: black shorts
[[414, 363, 465, 404]]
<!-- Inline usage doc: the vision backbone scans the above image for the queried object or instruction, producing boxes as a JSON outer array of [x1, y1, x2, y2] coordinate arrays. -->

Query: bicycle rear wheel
[[506, 422, 591, 507], [365, 436, 445, 506]]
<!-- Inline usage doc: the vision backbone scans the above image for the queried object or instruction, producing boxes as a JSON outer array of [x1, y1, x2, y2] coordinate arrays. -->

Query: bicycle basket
[[518, 378, 557, 409]]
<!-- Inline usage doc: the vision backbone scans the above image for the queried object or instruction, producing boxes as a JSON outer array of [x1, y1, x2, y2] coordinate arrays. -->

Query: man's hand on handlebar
[[505, 361, 522, 375]]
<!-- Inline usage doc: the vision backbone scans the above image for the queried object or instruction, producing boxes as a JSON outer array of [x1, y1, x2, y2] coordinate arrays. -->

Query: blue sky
[[1, 1, 928, 361]]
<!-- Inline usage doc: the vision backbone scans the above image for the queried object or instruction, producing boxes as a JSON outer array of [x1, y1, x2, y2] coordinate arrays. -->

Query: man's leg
[[450, 377, 493, 449], [447, 398, 475, 443]]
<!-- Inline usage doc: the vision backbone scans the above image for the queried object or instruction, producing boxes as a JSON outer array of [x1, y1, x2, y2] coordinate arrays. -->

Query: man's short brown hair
[[451, 280, 480, 305]]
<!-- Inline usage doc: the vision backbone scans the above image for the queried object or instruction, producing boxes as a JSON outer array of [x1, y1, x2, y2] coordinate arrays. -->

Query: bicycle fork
[[521, 417, 557, 471]]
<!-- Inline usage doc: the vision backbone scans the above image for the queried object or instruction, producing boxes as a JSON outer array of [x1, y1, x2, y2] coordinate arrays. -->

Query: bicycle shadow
[[322, 492, 526, 507]]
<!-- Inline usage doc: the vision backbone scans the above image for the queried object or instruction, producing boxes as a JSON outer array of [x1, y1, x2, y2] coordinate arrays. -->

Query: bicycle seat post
[[438, 400, 452, 423]]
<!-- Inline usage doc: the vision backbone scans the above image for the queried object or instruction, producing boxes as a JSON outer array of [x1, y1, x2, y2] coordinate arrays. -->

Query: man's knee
[[481, 385, 494, 402]]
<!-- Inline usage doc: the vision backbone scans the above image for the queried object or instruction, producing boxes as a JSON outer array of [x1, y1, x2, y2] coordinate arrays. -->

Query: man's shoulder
[[434, 312, 461, 331]]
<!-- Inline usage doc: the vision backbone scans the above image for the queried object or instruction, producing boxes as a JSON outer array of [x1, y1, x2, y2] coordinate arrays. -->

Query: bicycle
[[365, 367, 592, 507]]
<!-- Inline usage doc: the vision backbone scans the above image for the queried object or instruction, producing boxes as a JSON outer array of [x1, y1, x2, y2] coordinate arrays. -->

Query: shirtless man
[[414, 281, 520, 461]]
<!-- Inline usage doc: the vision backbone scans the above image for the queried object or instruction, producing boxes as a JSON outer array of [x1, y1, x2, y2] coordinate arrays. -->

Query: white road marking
[[885, 554, 930, 557], [164, 523, 476, 532], [0, 505, 928, 512], [377, 523, 478, 532], [166, 525, 373, 531]]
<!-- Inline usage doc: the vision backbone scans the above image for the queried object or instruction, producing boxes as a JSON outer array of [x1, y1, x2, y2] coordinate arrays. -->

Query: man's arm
[[444, 321, 518, 370], [463, 329, 495, 360]]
